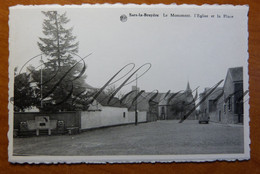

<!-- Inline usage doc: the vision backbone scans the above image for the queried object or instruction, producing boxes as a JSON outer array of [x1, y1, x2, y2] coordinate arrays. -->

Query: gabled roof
[[95, 92, 127, 108], [141, 92, 164, 103], [167, 91, 194, 105], [228, 67, 243, 82], [83, 83, 98, 90], [202, 87, 223, 101]]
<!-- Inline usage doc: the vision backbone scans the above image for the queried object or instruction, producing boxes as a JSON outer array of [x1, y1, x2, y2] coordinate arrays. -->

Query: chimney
[[132, 86, 140, 92]]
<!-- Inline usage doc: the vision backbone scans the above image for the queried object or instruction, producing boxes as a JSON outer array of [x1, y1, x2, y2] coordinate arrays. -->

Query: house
[[220, 67, 244, 124], [199, 87, 223, 122], [200, 67, 244, 124], [122, 86, 163, 122], [87, 92, 127, 111]]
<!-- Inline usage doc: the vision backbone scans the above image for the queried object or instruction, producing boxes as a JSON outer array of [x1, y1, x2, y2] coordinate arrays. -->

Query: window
[[209, 100, 216, 112], [228, 97, 232, 112], [223, 104, 226, 114]]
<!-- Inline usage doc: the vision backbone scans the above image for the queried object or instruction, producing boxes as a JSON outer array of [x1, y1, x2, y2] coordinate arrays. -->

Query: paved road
[[13, 120, 244, 156]]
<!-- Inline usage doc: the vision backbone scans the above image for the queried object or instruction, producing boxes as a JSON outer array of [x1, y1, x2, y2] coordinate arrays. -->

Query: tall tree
[[38, 11, 79, 68], [33, 11, 87, 112]]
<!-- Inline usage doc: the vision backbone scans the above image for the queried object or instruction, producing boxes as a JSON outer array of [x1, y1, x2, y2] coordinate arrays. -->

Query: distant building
[[158, 82, 196, 120], [123, 82, 197, 121], [200, 67, 244, 124]]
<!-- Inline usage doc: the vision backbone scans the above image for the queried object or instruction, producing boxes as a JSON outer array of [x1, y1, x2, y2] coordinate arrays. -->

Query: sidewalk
[[209, 121, 244, 127]]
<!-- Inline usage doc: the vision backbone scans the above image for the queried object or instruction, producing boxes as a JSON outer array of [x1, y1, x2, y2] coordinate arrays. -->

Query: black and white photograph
[[8, 4, 249, 163]]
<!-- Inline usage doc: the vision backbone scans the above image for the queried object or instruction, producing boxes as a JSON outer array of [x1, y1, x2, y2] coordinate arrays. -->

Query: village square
[[12, 10, 247, 156]]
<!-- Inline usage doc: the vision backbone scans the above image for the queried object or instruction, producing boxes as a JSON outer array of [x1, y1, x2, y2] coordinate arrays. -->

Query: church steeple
[[186, 81, 191, 92], [185, 81, 193, 98]]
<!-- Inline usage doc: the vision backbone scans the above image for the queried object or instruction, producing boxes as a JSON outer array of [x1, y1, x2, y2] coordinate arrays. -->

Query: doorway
[[219, 110, 221, 122]]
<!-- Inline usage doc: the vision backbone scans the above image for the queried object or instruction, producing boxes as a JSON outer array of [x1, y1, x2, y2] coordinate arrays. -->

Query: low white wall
[[81, 107, 147, 130]]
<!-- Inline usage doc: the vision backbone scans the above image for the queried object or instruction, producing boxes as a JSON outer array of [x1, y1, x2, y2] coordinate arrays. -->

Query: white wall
[[81, 107, 147, 130]]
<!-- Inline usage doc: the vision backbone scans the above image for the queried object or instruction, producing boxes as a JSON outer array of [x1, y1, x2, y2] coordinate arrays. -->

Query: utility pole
[[40, 55, 43, 109], [135, 74, 138, 125]]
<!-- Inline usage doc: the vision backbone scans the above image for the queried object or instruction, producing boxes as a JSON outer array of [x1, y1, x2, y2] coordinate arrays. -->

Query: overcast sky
[[9, 5, 248, 95]]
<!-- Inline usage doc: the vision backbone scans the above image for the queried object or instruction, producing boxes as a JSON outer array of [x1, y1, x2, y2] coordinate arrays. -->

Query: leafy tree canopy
[[14, 68, 39, 112]]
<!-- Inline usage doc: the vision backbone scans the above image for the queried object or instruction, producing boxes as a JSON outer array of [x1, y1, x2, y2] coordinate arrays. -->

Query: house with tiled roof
[[199, 67, 244, 124]]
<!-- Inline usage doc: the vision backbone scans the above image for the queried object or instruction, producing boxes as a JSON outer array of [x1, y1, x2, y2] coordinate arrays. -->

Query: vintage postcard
[[8, 4, 249, 163]]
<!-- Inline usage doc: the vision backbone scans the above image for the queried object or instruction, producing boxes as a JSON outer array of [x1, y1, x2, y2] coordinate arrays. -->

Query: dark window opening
[[228, 97, 232, 112], [39, 123, 46, 126]]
